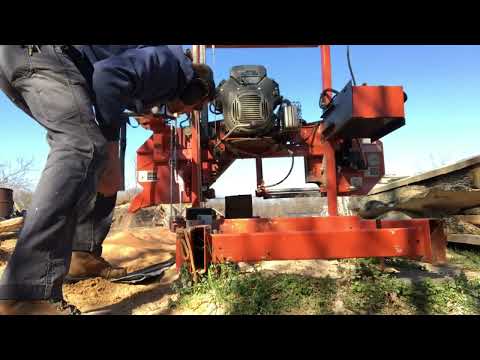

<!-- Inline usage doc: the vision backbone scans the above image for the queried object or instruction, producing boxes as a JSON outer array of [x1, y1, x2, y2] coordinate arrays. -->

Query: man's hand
[[97, 142, 123, 197], [136, 114, 175, 130], [136, 116, 153, 130]]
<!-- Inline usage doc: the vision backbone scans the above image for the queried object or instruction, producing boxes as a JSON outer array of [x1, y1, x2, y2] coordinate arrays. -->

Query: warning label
[[138, 171, 158, 182]]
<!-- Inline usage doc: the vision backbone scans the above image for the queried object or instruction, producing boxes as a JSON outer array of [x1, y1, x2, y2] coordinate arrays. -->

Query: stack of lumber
[[349, 155, 480, 245], [0, 217, 23, 241]]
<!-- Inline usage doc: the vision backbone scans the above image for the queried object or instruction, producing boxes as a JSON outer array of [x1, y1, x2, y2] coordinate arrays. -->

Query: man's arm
[[92, 46, 183, 131]]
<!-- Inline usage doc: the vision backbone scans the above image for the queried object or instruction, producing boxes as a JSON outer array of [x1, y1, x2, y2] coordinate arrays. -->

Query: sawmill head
[[212, 65, 302, 137]]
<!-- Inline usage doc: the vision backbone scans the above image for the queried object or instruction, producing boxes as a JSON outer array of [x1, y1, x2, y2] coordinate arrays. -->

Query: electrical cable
[[209, 102, 222, 115], [264, 150, 295, 188], [347, 45, 357, 86], [213, 124, 251, 151], [179, 113, 191, 128]]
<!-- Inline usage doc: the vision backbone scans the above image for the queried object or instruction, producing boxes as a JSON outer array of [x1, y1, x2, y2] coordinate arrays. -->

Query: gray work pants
[[0, 45, 115, 300]]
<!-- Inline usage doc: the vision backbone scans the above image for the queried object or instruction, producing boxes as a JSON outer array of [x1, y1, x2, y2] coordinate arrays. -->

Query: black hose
[[179, 113, 191, 128], [209, 102, 222, 115], [264, 152, 295, 188]]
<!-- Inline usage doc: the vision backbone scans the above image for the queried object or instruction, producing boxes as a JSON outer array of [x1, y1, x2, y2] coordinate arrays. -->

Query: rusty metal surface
[[176, 226, 211, 274], [0, 188, 13, 219], [429, 219, 447, 264]]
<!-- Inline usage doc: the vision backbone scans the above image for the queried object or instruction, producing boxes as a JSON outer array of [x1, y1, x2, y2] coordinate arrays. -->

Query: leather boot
[[66, 251, 127, 282], [0, 299, 81, 315]]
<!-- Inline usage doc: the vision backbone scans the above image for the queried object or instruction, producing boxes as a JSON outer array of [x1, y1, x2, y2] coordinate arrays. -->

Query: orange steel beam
[[212, 228, 422, 262], [175, 217, 447, 272], [319, 45, 338, 216], [191, 45, 204, 207], [211, 218, 446, 264]]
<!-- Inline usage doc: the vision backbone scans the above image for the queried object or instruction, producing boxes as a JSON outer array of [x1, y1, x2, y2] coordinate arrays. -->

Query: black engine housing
[[214, 65, 282, 137]]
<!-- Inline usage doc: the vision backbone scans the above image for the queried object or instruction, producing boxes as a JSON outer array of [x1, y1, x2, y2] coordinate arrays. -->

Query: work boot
[[66, 251, 127, 282], [0, 299, 81, 315]]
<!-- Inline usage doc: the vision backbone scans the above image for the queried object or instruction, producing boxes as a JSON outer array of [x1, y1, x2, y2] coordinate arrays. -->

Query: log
[[472, 168, 480, 189], [448, 234, 480, 246], [376, 210, 415, 221], [369, 156, 480, 195], [349, 186, 480, 218], [0, 232, 17, 241], [464, 207, 480, 215], [444, 217, 480, 235], [0, 217, 23, 234], [453, 215, 480, 226]]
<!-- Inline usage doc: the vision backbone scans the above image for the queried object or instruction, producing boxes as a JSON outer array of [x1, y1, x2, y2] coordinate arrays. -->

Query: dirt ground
[[1, 226, 480, 315], [0, 227, 344, 315], [0, 227, 182, 315]]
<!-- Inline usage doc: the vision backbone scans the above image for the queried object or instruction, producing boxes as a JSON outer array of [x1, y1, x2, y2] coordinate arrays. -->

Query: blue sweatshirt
[[76, 45, 194, 140]]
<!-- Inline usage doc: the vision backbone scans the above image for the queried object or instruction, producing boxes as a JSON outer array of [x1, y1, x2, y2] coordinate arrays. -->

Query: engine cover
[[215, 65, 282, 137]]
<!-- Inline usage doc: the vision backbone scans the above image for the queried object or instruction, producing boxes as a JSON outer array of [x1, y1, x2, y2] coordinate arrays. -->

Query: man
[[0, 45, 215, 315]]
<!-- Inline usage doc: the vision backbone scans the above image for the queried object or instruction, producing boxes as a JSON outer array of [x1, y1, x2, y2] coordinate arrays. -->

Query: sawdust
[[63, 268, 179, 314], [63, 227, 180, 314], [102, 227, 176, 272], [0, 227, 181, 315]]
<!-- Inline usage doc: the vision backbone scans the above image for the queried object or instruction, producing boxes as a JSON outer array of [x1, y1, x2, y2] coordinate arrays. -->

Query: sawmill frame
[[127, 45, 447, 272]]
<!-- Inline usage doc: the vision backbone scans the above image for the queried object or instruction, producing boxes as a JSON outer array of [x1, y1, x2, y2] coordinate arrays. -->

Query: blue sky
[[1, 46, 479, 197]]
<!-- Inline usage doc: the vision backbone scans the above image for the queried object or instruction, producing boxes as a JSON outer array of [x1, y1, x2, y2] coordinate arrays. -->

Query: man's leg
[[73, 193, 118, 257], [0, 45, 107, 304], [67, 192, 127, 281]]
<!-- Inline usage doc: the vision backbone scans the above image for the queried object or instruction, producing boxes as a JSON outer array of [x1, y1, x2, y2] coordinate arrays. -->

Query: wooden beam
[[369, 155, 480, 195], [0, 232, 17, 241], [0, 217, 23, 234], [453, 215, 480, 226], [448, 234, 480, 246]]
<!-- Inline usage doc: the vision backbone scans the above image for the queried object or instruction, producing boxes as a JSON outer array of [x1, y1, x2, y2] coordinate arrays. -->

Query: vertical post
[[119, 122, 127, 191], [255, 157, 264, 188], [320, 45, 338, 216], [191, 45, 203, 207], [320, 45, 333, 105]]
